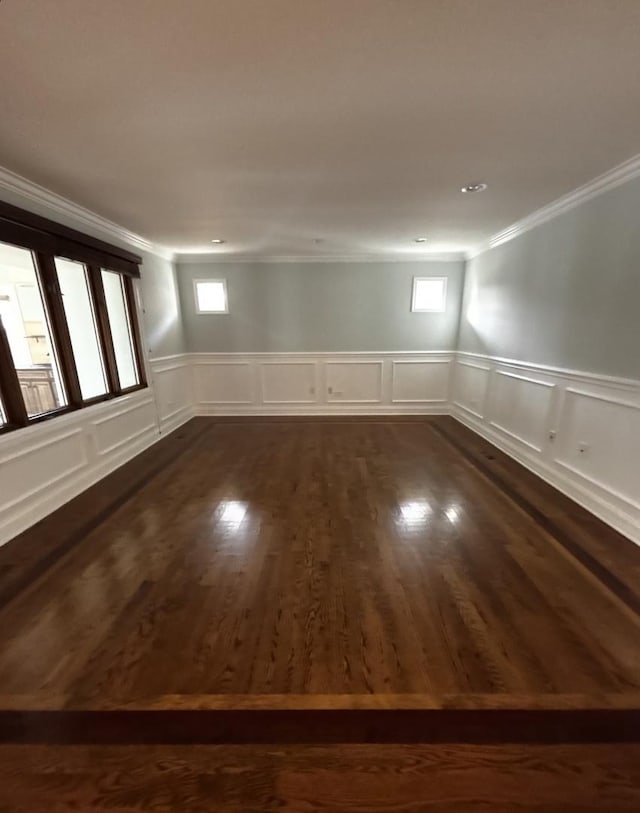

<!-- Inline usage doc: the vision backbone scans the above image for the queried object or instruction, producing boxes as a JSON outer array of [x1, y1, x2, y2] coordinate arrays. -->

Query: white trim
[[0, 165, 173, 261], [197, 405, 449, 417], [175, 252, 467, 264], [188, 350, 454, 359], [456, 351, 639, 392], [468, 153, 640, 258]]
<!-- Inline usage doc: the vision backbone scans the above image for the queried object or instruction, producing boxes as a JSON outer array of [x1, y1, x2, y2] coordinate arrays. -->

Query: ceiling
[[1, 0, 639, 257]]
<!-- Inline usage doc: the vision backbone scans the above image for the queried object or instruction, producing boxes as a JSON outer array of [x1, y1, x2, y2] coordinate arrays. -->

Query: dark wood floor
[[0, 417, 639, 808]]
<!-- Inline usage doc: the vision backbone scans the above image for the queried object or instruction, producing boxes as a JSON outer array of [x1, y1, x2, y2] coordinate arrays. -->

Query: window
[[411, 277, 447, 312], [0, 244, 67, 417], [102, 270, 140, 389], [55, 258, 108, 400], [194, 279, 228, 313], [0, 201, 146, 434]]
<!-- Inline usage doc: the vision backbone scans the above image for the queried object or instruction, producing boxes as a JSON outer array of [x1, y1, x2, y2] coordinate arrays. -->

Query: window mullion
[[0, 315, 28, 427], [35, 252, 83, 408], [87, 265, 121, 394]]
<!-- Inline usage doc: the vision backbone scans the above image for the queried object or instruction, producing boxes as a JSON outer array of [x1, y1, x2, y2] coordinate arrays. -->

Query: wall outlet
[[578, 442, 589, 454], [548, 430, 557, 441]]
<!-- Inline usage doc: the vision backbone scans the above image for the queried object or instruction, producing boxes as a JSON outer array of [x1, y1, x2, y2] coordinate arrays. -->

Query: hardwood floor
[[0, 417, 638, 808], [1, 743, 639, 812]]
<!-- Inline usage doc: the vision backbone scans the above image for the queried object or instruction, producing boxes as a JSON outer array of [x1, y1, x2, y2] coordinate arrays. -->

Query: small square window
[[194, 279, 228, 313], [411, 277, 447, 312]]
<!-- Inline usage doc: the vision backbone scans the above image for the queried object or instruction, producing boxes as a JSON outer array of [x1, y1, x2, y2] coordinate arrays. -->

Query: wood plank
[[1, 743, 639, 811]]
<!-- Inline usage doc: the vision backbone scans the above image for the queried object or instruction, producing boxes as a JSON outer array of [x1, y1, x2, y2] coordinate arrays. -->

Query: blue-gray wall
[[458, 175, 640, 379], [176, 259, 465, 352]]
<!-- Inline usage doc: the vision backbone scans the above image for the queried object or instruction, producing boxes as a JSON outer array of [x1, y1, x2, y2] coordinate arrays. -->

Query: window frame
[[0, 201, 146, 435], [411, 276, 448, 313], [194, 278, 229, 314]]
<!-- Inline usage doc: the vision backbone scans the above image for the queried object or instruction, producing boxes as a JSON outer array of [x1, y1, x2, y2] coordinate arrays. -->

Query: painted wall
[[176, 259, 465, 353], [137, 250, 185, 358], [458, 175, 640, 379]]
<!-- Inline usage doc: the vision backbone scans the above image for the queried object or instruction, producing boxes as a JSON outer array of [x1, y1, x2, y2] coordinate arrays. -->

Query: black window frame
[[0, 201, 147, 435]]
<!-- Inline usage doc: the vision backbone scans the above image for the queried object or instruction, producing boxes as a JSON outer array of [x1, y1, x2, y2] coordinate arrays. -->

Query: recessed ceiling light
[[414, 237, 428, 243], [210, 238, 226, 244], [461, 183, 488, 193]]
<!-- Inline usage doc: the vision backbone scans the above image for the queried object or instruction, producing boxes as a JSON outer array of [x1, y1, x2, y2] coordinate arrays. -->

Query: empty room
[[0, 1, 639, 809]]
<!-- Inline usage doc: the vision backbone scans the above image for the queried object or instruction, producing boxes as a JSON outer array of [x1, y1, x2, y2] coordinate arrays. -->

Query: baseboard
[[195, 404, 449, 417]]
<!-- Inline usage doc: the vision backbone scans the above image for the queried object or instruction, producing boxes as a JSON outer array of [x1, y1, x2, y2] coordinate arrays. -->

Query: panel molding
[[451, 353, 640, 546], [259, 360, 319, 404], [325, 360, 383, 404], [188, 352, 453, 415], [0, 389, 163, 547], [390, 359, 451, 404], [3, 349, 639, 549]]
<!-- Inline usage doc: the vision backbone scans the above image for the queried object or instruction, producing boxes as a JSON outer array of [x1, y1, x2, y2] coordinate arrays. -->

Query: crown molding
[[467, 152, 640, 259], [174, 252, 467, 264], [0, 165, 174, 261]]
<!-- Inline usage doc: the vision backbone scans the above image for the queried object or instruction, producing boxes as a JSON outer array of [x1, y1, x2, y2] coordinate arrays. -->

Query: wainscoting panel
[[555, 388, 640, 510], [452, 353, 640, 546], [0, 389, 163, 547], [488, 370, 556, 453], [452, 360, 491, 418], [151, 356, 195, 434], [193, 361, 254, 405], [260, 361, 318, 404], [325, 361, 383, 404], [391, 360, 451, 403], [0, 428, 87, 515]]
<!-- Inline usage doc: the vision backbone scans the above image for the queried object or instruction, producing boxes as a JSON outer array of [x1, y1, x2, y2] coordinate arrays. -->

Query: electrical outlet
[[578, 442, 589, 454], [548, 430, 557, 441]]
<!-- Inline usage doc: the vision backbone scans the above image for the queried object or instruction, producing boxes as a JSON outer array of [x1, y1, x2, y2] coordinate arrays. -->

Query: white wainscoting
[[150, 354, 195, 434], [190, 352, 453, 416], [4, 349, 638, 549], [0, 391, 160, 547], [0, 355, 197, 547], [452, 352, 640, 546]]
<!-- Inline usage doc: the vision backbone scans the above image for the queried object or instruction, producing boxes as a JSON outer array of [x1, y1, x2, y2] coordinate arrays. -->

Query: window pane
[[195, 280, 227, 312], [55, 258, 108, 400], [412, 277, 447, 312], [101, 270, 139, 389], [0, 242, 67, 417]]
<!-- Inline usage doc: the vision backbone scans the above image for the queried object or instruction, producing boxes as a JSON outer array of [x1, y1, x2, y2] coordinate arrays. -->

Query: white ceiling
[[1, 0, 639, 257]]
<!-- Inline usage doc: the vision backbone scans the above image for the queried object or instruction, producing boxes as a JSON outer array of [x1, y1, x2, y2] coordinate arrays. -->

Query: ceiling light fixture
[[210, 238, 226, 244], [461, 183, 487, 194], [414, 237, 428, 243]]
